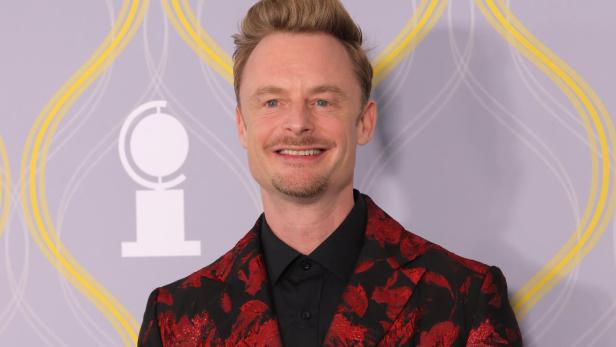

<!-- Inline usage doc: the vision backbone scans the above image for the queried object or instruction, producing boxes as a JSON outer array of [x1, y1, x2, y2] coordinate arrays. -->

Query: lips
[[268, 136, 334, 160], [277, 149, 323, 156], [273, 147, 328, 162]]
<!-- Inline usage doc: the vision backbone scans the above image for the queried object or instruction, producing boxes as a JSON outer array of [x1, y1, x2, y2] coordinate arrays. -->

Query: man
[[137, 0, 522, 345]]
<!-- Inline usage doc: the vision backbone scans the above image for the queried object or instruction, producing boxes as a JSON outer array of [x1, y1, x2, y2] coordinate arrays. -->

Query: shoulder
[[389, 232, 521, 345], [144, 253, 233, 317], [362, 194, 501, 291], [363, 193, 496, 278], [137, 249, 239, 345], [400, 228, 490, 274], [148, 228, 257, 310], [400, 229, 507, 297]]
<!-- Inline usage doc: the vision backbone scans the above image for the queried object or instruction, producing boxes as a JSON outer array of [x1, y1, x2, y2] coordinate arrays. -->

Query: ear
[[236, 106, 248, 149], [356, 100, 377, 145]]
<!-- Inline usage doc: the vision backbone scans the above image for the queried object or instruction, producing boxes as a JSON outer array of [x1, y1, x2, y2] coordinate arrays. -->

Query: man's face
[[236, 32, 376, 200]]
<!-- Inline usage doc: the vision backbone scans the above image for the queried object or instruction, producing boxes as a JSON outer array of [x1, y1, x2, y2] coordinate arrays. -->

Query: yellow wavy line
[[158, 0, 614, 324], [163, 0, 233, 83], [163, 0, 611, 323], [179, 0, 232, 67], [489, 0, 605, 273], [491, 0, 616, 317], [483, 0, 612, 316], [373, 0, 430, 62], [479, 3, 600, 270], [164, 0, 448, 89], [372, 0, 447, 86], [20, 0, 148, 344], [476, 0, 615, 319], [477, 0, 600, 304], [477, 0, 606, 317], [0, 137, 10, 239]]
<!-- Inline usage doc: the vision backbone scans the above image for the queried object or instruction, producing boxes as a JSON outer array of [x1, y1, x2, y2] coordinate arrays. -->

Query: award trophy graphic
[[119, 100, 201, 257]]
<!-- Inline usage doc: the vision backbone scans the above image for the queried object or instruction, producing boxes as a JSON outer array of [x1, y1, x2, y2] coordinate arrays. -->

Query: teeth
[[279, 149, 322, 156]]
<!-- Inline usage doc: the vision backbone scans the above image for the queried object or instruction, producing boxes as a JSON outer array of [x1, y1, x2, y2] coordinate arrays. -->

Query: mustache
[[265, 135, 335, 149]]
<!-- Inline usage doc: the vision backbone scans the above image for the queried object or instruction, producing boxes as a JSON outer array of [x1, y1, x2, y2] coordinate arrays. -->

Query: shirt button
[[302, 260, 312, 271], [301, 311, 311, 320]]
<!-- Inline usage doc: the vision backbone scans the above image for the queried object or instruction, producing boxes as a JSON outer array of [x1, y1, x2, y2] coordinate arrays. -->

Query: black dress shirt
[[259, 190, 367, 347]]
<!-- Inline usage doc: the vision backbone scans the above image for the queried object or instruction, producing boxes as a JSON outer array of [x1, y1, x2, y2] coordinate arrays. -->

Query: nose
[[284, 102, 314, 135]]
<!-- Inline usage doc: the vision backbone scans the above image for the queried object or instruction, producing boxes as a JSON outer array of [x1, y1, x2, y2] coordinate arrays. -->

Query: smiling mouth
[[276, 149, 324, 156]]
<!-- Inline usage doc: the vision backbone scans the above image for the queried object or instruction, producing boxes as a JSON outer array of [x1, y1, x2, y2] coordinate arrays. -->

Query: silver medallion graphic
[[119, 100, 201, 257]]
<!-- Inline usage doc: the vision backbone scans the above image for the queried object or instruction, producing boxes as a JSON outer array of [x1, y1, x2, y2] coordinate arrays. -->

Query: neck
[[261, 185, 355, 255]]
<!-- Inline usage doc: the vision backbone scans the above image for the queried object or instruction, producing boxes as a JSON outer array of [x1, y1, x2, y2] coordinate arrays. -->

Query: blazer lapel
[[213, 196, 431, 347], [323, 195, 431, 346], [216, 220, 283, 347]]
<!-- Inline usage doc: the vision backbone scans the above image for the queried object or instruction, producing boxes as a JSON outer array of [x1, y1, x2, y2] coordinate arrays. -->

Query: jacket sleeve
[[465, 266, 523, 346], [137, 288, 164, 347]]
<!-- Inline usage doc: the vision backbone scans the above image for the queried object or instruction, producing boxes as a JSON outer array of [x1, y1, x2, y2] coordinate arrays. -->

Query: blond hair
[[232, 0, 372, 105]]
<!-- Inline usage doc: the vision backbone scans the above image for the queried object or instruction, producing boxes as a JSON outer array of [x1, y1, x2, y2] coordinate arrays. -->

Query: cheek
[[344, 123, 361, 159], [247, 122, 276, 155], [325, 123, 357, 162]]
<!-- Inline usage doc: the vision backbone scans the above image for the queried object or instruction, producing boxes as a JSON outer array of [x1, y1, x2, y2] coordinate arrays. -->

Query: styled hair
[[232, 0, 372, 106]]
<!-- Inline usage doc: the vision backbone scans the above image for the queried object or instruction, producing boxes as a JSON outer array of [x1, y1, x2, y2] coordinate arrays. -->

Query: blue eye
[[265, 99, 279, 108], [316, 99, 329, 107]]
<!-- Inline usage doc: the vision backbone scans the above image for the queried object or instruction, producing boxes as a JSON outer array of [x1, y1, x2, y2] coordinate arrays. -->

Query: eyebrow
[[252, 86, 286, 98], [250, 84, 348, 99], [309, 85, 348, 98]]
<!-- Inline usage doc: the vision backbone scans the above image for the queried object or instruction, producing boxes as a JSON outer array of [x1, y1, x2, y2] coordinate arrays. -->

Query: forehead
[[239, 32, 360, 99]]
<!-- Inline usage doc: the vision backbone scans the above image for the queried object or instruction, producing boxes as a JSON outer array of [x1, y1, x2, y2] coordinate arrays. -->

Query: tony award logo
[[119, 100, 201, 257]]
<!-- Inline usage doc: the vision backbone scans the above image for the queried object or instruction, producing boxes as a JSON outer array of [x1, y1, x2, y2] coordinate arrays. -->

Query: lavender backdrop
[[1, 1, 615, 346]]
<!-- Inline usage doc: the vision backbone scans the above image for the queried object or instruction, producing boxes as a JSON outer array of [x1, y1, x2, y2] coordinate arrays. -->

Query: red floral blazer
[[138, 195, 522, 346]]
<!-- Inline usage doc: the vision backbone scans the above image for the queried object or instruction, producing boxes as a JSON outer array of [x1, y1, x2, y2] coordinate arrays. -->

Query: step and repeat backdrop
[[1, 1, 615, 346]]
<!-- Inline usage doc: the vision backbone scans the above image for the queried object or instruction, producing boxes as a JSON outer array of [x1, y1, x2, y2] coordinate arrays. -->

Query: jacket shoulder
[[392, 230, 522, 345], [400, 229, 495, 289], [148, 228, 258, 314], [165, 250, 234, 291], [161, 227, 257, 291], [145, 249, 235, 317], [363, 194, 493, 278], [137, 252, 237, 346]]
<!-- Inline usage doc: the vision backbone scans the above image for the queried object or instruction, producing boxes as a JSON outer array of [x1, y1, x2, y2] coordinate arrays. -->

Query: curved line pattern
[[1, 190, 25, 334], [476, 0, 616, 319], [571, 221, 616, 346], [141, 6, 263, 211], [0, 138, 10, 239], [19, 0, 149, 344], [509, 37, 593, 149], [164, 0, 448, 88], [3, 188, 69, 346], [163, 0, 234, 83], [372, 0, 447, 86], [361, 0, 471, 192], [501, 3, 586, 339], [193, 0, 235, 118], [53, 125, 135, 346], [450, 2, 583, 333], [49, 2, 121, 345], [170, 0, 616, 327], [371, 0, 425, 113]]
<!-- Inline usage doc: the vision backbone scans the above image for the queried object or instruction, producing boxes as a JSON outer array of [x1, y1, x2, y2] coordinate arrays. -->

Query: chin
[[271, 175, 329, 199]]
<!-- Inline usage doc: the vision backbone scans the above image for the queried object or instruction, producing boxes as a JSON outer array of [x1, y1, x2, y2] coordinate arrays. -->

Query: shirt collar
[[260, 189, 367, 284]]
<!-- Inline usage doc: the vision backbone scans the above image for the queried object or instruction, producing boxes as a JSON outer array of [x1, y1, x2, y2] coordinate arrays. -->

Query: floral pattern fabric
[[137, 195, 522, 346]]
